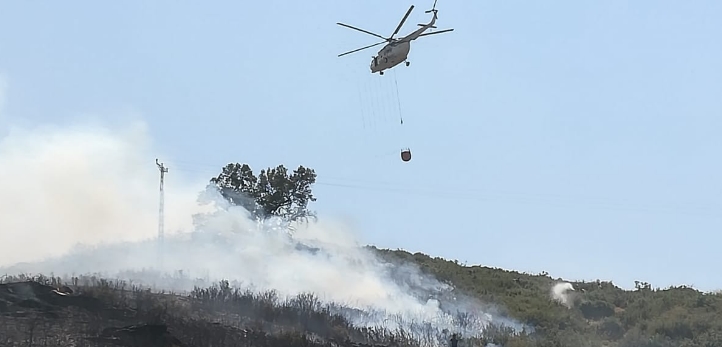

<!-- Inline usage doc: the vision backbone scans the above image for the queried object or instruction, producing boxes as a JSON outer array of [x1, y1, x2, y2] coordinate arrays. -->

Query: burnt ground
[[0, 276, 426, 347], [0, 280, 187, 346]]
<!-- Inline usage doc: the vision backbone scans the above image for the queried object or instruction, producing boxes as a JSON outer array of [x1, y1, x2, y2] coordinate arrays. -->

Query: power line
[[311, 181, 720, 218], [164, 160, 721, 219]]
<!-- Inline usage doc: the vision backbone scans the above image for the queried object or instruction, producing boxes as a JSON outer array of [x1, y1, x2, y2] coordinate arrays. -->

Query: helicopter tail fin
[[425, 0, 438, 13]]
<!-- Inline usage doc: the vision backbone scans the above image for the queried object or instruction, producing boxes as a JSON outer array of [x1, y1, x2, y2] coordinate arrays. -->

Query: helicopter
[[336, 0, 454, 75]]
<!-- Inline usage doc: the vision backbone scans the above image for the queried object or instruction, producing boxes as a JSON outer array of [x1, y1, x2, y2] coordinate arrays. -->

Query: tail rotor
[[425, 0, 438, 16]]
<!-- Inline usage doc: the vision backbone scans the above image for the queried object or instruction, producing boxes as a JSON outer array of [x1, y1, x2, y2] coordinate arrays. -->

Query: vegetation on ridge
[[374, 247, 722, 346], [3, 257, 722, 347]]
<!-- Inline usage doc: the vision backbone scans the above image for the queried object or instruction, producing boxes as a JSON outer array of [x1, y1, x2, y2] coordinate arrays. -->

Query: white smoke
[[0, 121, 204, 266], [551, 282, 575, 308], [0, 117, 528, 345]]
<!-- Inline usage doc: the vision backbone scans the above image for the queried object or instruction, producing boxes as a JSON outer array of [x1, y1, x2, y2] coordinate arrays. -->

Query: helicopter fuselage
[[370, 40, 411, 75]]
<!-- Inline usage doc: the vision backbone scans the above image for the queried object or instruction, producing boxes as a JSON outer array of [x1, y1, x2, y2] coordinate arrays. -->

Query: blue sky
[[1, 1, 720, 291]]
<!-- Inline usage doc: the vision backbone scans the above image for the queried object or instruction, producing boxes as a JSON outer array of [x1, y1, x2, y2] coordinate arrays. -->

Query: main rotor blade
[[338, 41, 385, 57], [391, 5, 414, 38], [417, 28, 454, 37], [336, 22, 387, 41]]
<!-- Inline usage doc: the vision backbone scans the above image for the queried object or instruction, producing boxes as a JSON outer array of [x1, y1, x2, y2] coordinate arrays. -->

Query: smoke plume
[[0, 118, 527, 345], [551, 282, 576, 308], [0, 121, 204, 266]]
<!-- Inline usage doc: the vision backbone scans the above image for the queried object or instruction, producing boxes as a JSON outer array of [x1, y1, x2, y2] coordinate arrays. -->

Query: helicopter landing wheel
[[380, 71, 384, 75], [405, 61, 410, 66]]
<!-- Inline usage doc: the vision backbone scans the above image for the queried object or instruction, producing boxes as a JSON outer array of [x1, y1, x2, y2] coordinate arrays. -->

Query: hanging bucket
[[400, 149, 411, 162]]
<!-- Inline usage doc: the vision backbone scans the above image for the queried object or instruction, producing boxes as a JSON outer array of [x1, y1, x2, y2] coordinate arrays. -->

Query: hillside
[[2, 248, 721, 347], [374, 247, 722, 346]]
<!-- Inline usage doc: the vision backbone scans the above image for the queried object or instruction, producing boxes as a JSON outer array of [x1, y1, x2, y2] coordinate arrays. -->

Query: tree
[[210, 163, 317, 222]]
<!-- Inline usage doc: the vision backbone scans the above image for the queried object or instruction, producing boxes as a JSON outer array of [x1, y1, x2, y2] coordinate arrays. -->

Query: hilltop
[[2, 247, 721, 347]]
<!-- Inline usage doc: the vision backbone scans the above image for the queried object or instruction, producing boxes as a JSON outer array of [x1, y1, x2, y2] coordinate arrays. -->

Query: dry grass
[[0, 273, 518, 347]]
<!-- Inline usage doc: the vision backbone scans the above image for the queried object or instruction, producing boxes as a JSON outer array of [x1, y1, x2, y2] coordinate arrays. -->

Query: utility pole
[[156, 158, 168, 269]]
